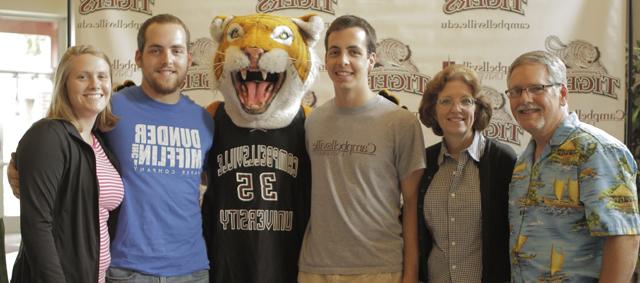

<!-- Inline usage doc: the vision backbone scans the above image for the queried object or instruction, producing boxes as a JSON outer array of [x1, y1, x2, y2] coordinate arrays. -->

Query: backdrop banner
[[72, 0, 628, 152]]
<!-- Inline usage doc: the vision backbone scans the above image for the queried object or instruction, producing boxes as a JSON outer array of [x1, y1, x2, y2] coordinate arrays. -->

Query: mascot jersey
[[202, 103, 310, 283], [105, 86, 214, 276]]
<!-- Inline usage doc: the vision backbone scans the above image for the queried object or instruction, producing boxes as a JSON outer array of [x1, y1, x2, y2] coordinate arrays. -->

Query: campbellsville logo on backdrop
[[443, 60, 509, 82], [545, 35, 620, 99], [79, 0, 154, 15], [256, 0, 337, 14], [184, 38, 215, 91], [369, 39, 431, 96], [480, 86, 525, 146], [443, 0, 527, 15]]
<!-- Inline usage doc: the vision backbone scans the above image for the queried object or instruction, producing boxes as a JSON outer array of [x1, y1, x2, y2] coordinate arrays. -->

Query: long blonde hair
[[47, 45, 118, 132]]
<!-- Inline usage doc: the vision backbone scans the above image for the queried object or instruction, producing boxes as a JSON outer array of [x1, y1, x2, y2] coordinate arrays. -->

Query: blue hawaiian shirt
[[509, 112, 640, 282]]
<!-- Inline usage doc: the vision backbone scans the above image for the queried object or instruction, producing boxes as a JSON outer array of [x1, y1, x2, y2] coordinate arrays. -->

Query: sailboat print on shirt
[[601, 184, 638, 214], [538, 245, 567, 282], [511, 162, 528, 181], [511, 234, 535, 265], [549, 138, 597, 167], [543, 178, 580, 209]]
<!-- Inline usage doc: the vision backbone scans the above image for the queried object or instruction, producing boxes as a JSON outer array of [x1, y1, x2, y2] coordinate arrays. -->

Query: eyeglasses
[[436, 96, 475, 108], [505, 83, 562, 99]]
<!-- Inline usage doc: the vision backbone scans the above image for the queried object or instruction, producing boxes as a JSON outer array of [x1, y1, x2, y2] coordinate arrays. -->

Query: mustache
[[515, 103, 540, 112]]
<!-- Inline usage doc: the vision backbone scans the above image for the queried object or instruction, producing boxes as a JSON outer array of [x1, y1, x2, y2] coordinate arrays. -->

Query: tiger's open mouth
[[232, 68, 286, 114]]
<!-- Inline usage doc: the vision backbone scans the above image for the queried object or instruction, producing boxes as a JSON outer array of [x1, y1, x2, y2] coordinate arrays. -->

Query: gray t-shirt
[[299, 95, 426, 274]]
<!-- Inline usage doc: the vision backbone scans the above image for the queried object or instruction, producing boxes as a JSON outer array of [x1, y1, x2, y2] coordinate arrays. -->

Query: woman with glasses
[[417, 65, 516, 282]]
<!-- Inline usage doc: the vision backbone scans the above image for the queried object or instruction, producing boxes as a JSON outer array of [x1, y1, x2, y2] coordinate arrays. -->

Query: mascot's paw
[[208, 13, 323, 129], [378, 89, 407, 110], [113, 80, 136, 92]]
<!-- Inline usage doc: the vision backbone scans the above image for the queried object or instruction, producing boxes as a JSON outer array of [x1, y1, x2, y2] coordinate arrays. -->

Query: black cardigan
[[417, 138, 516, 283], [12, 119, 120, 283]]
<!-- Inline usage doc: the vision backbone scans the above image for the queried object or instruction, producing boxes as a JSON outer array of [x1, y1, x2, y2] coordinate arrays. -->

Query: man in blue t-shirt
[[7, 14, 214, 282], [102, 14, 214, 282]]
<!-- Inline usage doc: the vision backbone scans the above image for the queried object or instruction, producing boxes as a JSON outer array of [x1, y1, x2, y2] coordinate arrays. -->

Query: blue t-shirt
[[106, 86, 214, 276]]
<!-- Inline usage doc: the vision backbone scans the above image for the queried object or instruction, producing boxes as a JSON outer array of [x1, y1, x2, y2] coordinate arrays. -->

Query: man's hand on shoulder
[[8, 152, 19, 199]]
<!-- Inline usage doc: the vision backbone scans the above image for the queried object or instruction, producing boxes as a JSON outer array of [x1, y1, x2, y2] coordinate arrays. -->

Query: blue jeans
[[106, 267, 209, 283]]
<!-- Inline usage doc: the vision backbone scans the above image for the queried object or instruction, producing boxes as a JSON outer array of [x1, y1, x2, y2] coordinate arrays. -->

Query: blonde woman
[[11, 45, 123, 283]]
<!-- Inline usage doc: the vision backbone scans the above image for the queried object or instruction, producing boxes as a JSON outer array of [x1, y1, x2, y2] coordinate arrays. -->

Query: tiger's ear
[[210, 15, 234, 44], [291, 14, 324, 47]]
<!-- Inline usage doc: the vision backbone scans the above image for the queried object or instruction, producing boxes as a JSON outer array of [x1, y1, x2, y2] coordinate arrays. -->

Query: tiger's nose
[[244, 47, 264, 70]]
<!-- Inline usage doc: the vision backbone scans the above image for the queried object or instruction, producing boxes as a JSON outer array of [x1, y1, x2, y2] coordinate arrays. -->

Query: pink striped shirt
[[92, 135, 124, 283]]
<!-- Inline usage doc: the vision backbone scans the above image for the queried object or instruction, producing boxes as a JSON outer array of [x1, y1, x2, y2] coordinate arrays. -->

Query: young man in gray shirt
[[298, 15, 425, 283]]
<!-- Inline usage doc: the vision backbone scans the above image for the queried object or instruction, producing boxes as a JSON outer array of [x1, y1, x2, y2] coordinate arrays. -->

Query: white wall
[[0, 0, 66, 17]]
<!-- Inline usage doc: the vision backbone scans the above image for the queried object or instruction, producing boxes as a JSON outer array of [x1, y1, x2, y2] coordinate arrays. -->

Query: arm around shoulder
[[8, 152, 19, 198], [401, 169, 424, 283]]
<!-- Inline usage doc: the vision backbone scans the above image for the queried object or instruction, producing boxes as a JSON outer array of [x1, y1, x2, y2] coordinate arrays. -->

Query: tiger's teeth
[[261, 71, 268, 80], [241, 69, 247, 80]]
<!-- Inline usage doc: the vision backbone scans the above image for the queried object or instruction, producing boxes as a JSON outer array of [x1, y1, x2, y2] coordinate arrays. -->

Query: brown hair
[[419, 64, 492, 136], [324, 15, 377, 55], [47, 45, 118, 132], [137, 14, 190, 52]]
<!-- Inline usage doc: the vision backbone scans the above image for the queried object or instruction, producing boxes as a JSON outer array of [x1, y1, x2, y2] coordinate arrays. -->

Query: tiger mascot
[[201, 13, 323, 283]]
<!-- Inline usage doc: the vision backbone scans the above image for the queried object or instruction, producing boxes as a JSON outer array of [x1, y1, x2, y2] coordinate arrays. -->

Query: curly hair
[[419, 64, 492, 136]]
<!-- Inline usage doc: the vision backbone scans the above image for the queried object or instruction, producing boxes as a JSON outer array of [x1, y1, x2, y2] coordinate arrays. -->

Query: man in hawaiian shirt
[[506, 50, 640, 282]]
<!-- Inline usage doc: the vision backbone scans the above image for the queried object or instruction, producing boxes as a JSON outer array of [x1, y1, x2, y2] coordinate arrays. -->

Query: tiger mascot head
[[209, 13, 323, 129]]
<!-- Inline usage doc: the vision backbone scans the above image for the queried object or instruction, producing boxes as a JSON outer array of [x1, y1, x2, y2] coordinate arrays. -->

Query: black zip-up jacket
[[418, 138, 516, 283], [11, 119, 120, 283]]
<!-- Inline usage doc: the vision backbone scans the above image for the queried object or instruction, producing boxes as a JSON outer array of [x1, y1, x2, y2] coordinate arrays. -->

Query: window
[[0, 17, 61, 232]]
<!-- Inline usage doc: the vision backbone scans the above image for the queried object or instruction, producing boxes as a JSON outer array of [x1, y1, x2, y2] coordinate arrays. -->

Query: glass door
[[0, 17, 60, 233]]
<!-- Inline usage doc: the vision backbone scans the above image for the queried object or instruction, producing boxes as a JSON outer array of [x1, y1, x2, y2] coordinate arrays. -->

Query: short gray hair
[[507, 50, 567, 86]]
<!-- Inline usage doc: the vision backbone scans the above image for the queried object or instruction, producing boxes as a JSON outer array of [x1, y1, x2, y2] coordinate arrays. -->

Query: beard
[[144, 69, 187, 95]]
